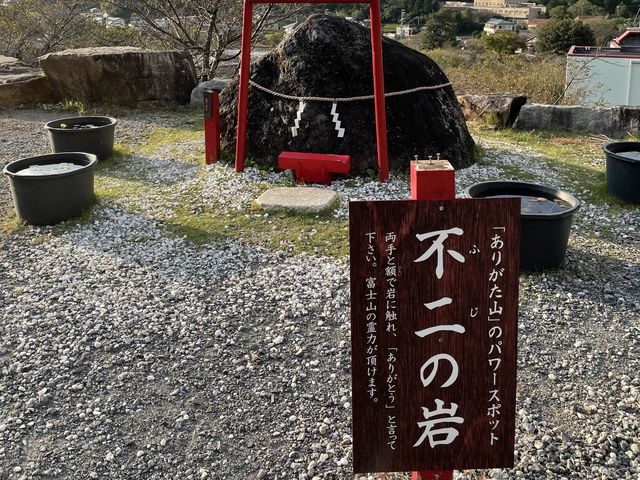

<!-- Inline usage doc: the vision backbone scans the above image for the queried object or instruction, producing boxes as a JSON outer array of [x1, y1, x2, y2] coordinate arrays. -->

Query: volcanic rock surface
[[220, 14, 475, 175]]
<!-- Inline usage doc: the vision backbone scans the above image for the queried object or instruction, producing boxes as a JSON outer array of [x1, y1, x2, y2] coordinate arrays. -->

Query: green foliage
[[428, 48, 566, 104], [567, 0, 607, 16], [422, 14, 458, 49], [582, 17, 623, 45], [549, 5, 570, 18], [536, 18, 596, 54], [420, 9, 483, 49], [481, 31, 525, 54], [42, 99, 87, 115], [264, 30, 285, 47], [537, 0, 639, 15], [0, 0, 95, 60]]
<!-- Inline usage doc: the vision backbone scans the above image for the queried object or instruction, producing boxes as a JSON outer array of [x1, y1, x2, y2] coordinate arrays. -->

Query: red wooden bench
[[278, 151, 351, 185]]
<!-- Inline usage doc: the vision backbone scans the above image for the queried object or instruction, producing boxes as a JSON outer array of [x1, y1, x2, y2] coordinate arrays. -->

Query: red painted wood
[[234, 0, 390, 182], [369, 0, 389, 182], [235, 0, 253, 173], [204, 91, 220, 165], [411, 159, 455, 480], [412, 469, 454, 480], [410, 160, 456, 201], [278, 151, 351, 185]]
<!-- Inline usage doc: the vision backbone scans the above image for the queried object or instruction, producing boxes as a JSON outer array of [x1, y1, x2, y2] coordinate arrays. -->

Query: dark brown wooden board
[[349, 199, 520, 473]]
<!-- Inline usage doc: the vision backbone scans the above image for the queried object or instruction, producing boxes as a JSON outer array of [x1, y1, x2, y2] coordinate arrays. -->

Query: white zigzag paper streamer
[[291, 100, 306, 137], [331, 102, 345, 138]]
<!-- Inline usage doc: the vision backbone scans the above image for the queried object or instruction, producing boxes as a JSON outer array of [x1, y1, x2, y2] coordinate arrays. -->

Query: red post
[[204, 89, 221, 165], [410, 160, 455, 200], [235, 0, 253, 172], [410, 158, 455, 480], [369, 0, 389, 182]]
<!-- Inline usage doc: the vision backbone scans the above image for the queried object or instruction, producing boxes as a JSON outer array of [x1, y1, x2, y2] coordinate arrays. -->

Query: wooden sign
[[350, 199, 520, 473]]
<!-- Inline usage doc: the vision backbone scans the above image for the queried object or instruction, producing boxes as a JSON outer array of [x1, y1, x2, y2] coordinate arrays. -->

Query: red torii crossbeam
[[235, 0, 390, 182]]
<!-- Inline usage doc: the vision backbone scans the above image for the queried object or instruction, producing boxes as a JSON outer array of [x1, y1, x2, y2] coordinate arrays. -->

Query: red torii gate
[[235, 0, 389, 182]]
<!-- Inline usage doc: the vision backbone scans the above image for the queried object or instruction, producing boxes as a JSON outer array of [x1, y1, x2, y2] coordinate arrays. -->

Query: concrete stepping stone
[[256, 187, 340, 213]]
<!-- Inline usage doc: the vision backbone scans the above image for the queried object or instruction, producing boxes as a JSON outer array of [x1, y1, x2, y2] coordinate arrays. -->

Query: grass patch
[[166, 207, 349, 257], [1, 209, 23, 236], [383, 23, 399, 33], [135, 126, 205, 163], [94, 176, 150, 201], [470, 127, 636, 208]]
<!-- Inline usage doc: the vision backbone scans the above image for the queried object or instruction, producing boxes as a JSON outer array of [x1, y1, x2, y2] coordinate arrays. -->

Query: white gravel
[[1, 110, 639, 480]]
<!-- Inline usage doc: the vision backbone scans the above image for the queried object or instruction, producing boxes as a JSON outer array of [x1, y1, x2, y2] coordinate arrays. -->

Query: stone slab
[[0, 56, 58, 108], [514, 104, 640, 138], [256, 187, 340, 213], [190, 79, 228, 108]]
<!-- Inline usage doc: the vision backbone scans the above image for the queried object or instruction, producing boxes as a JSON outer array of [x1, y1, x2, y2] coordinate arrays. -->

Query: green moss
[[166, 207, 349, 257], [134, 126, 204, 163], [94, 176, 149, 201]]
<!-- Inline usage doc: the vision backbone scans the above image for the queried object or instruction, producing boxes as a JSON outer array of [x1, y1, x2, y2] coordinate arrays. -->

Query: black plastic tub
[[3, 152, 97, 225], [45, 116, 117, 161], [465, 181, 581, 271], [603, 142, 640, 204]]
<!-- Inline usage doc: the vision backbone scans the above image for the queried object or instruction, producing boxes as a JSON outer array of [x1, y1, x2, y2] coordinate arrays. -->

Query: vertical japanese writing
[[365, 232, 378, 403], [385, 232, 398, 450], [488, 227, 506, 446], [413, 228, 467, 449]]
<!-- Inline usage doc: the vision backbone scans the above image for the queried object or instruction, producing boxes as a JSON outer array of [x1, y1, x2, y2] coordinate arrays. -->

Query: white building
[[566, 45, 640, 106], [484, 18, 518, 34]]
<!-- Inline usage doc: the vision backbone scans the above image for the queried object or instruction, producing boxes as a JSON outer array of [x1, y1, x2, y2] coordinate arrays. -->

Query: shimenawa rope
[[248, 79, 452, 103]]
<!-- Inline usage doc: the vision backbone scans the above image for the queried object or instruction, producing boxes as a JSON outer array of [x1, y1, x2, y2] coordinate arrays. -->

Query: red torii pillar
[[235, 0, 390, 182]]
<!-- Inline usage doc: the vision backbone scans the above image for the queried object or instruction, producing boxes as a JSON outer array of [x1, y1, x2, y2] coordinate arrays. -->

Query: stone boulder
[[457, 93, 527, 128], [220, 15, 475, 174], [39, 47, 197, 106], [514, 104, 640, 138], [0, 56, 58, 108], [190, 78, 229, 108]]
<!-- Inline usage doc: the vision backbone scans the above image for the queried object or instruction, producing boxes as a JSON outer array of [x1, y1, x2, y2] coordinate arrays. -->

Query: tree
[[420, 8, 483, 49], [107, 0, 299, 80], [421, 12, 458, 49], [583, 17, 623, 45], [481, 31, 525, 54], [0, 0, 95, 61], [567, 0, 607, 17], [549, 5, 570, 18], [536, 18, 596, 53]]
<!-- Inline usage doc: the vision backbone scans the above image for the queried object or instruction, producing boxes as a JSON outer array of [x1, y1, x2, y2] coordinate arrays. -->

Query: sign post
[[349, 160, 520, 476], [204, 89, 221, 165], [410, 161, 455, 480]]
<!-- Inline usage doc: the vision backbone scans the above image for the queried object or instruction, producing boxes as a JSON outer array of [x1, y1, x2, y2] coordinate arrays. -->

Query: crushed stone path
[[0, 110, 638, 480]]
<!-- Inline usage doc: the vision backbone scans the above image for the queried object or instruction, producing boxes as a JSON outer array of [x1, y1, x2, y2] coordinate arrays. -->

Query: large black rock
[[220, 15, 475, 174]]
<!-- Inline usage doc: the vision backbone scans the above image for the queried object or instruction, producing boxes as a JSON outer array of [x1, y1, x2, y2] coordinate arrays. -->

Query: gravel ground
[[0, 109, 638, 480]]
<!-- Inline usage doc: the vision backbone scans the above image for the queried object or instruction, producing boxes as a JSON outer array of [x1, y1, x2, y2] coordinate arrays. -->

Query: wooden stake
[[410, 158, 455, 480]]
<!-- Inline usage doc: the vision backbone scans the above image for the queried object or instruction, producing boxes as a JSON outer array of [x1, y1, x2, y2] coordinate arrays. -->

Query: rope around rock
[[248, 79, 453, 103]]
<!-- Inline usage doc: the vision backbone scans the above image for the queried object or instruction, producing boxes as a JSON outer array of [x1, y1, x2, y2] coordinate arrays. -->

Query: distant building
[[484, 18, 518, 34], [566, 44, 640, 106], [527, 18, 550, 29], [610, 28, 640, 48], [444, 0, 546, 22], [395, 24, 418, 40]]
